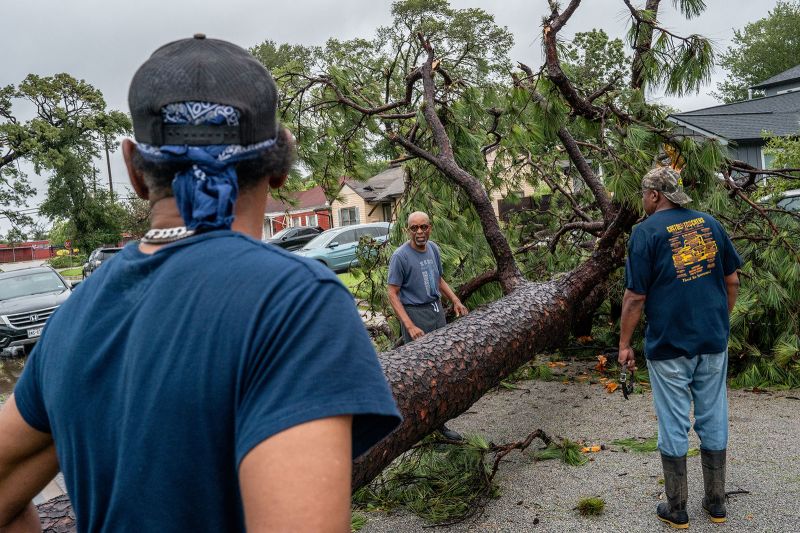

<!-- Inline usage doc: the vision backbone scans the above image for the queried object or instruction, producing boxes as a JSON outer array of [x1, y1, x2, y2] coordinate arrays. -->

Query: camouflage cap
[[641, 167, 691, 205]]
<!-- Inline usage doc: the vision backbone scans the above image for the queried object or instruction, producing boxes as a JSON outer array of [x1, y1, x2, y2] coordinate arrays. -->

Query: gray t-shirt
[[388, 241, 443, 305]]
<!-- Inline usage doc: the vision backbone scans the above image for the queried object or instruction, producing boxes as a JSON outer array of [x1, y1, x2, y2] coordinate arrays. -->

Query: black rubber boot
[[701, 448, 727, 523], [438, 424, 463, 441], [657, 453, 689, 529]]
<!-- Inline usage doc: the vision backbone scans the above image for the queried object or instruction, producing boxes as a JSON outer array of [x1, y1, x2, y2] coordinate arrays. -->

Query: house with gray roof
[[669, 64, 800, 170], [330, 166, 407, 227]]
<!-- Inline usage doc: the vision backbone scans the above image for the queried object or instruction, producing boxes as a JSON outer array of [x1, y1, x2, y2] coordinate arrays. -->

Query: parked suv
[[294, 222, 390, 272], [83, 247, 123, 278], [264, 226, 323, 251], [0, 266, 72, 358]]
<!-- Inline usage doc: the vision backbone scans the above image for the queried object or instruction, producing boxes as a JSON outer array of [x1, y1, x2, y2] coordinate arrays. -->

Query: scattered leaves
[[595, 354, 608, 373], [581, 445, 603, 453]]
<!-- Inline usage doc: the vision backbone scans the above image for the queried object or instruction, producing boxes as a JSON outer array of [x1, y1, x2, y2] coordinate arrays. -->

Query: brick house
[[263, 186, 332, 239], [0, 240, 54, 264]]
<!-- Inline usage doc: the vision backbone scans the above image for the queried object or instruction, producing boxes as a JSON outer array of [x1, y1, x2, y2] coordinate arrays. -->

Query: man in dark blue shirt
[[0, 35, 400, 532], [619, 167, 741, 529]]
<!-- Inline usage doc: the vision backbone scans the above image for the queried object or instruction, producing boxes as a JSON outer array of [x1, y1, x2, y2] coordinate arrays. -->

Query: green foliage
[[576, 496, 605, 516], [706, 172, 800, 384], [500, 361, 554, 388], [47, 219, 71, 247], [730, 359, 800, 390], [350, 512, 367, 532], [47, 254, 87, 269], [559, 30, 630, 96], [611, 434, 659, 453], [626, 4, 714, 96], [39, 155, 127, 251], [352, 434, 498, 524], [533, 438, 588, 466], [119, 196, 151, 239], [715, 1, 800, 102]]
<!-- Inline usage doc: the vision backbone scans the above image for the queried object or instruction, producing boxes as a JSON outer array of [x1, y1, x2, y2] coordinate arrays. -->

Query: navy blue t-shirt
[[625, 208, 743, 360], [14, 231, 400, 532], [387, 241, 443, 305]]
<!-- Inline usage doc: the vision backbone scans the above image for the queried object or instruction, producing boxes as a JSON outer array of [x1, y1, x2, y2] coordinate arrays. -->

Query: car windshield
[[0, 271, 66, 301], [302, 230, 336, 250], [270, 228, 294, 239]]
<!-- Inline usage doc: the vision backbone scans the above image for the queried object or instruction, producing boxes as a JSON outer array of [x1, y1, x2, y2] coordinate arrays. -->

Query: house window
[[306, 214, 318, 227], [340, 207, 358, 226], [382, 203, 393, 222], [762, 149, 777, 170]]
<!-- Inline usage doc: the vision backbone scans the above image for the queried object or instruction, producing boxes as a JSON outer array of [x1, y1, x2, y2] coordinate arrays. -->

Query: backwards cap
[[129, 33, 279, 146]]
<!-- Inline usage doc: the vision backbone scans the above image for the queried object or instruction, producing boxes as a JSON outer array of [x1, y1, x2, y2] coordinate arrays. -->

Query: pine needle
[[611, 434, 659, 453], [576, 497, 606, 516]]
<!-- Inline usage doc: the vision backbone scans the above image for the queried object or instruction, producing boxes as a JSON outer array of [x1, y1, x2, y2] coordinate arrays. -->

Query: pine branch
[[556, 127, 614, 222], [542, 1, 601, 119], [549, 220, 605, 253]]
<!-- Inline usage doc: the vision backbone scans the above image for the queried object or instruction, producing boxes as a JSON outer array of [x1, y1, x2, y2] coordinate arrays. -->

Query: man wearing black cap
[[0, 35, 400, 532], [618, 167, 741, 529]]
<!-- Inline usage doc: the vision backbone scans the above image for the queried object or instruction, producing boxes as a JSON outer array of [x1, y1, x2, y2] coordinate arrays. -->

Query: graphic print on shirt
[[419, 257, 438, 298], [666, 217, 718, 282]]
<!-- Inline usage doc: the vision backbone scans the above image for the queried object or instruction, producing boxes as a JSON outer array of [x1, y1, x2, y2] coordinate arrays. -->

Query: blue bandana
[[137, 102, 276, 231]]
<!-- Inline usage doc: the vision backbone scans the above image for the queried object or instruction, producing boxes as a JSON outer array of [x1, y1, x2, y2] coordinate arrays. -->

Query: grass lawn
[[338, 271, 363, 292], [59, 267, 83, 277]]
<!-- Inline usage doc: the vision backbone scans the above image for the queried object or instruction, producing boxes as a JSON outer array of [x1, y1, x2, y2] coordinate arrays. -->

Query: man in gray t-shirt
[[387, 211, 468, 441], [388, 211, 468, 343]]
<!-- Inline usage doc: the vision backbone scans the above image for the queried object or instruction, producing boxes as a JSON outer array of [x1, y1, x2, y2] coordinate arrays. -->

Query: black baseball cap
[[129, 33, 279, 146]]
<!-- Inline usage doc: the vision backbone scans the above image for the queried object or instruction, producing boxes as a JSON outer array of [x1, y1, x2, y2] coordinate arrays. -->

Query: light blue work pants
[[647, 350, 728, 457]]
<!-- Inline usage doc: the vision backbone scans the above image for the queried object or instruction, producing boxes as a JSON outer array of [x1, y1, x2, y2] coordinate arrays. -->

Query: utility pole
[[105, 136, 113, 195]]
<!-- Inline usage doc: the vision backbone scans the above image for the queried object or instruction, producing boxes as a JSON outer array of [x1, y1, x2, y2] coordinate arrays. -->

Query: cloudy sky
[[1, 0, 781, 233]]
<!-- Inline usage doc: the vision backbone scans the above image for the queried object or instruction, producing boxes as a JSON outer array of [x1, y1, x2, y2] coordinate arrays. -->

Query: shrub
[[47, 254, 87, 269]]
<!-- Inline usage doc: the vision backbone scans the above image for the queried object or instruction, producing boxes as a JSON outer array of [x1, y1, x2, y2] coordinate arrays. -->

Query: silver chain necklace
[[140, 226, 196, 244]]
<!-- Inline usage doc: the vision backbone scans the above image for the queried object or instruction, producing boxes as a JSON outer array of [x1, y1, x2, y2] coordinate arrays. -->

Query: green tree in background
[[0, 73, 131, 250], [715, 1, 800, 103], [120, 196, 151, 239]]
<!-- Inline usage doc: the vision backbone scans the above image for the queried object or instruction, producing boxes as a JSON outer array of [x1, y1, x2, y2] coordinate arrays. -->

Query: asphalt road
[[360, 366, 800, 533]]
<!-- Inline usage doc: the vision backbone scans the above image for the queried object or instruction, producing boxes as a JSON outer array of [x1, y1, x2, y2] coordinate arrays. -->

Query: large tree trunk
[[36, 250, 619, 530], [352, 249, 618, 488]]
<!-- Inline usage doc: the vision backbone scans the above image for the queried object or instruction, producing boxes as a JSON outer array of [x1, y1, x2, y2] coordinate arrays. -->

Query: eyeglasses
[[408, 224, 430, 232]]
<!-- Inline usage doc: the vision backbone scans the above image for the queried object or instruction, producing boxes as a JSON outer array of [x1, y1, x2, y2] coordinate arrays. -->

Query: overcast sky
[[1, 0, 781, 233]]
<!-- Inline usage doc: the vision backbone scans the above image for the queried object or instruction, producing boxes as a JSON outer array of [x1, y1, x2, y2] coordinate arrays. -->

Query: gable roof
[[669, 90, 800, 142], [751, 64, 800, 90], [342, 166, 406, 202], [265, 186, 328, 214]]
